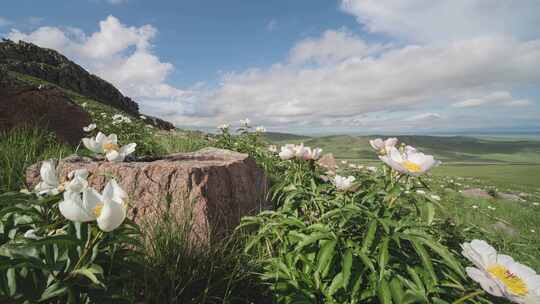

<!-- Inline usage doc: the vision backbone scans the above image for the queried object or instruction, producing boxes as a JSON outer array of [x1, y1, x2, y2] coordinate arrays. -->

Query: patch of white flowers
[[35, 162, 127, 232], [112, 114, 132, 125], [279, 143, 322, 161], [333, 175, 356, 192]]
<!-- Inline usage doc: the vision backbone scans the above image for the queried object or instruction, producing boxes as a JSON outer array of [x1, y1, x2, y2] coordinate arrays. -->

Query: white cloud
[[404, 113, 442, 122], [7, 16, 189, 116], [452, 91, 531, 108], [6, 3, 540, 132], [0, 17, 12, 27], [172, 32, 540, 130], [340, 0, 540, 43], [289, 29, 390, 65]]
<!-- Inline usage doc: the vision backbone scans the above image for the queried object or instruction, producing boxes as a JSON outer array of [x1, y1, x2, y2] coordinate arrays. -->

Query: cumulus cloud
[[166, 0, 540, 131], [173, 32, 540, 130], [340, 0, 540, 43], [452, 91, 531, 108], [289, 29, 390, 65], [7, 16, 190, 116], [5, 2, 540, 132]]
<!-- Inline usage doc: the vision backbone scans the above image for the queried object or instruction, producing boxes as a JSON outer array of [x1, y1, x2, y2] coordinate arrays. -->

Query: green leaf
[[327, 272, 344, 297], [377, 279, 393, 304], [378, 237, 390, 280], [317, 239, 337, 278], [341, 248, 353, 289], [71, 266, 104, 287], [417, 237, 466, 279], [409, 238, 438, 285], [361, 220, 377, 253]]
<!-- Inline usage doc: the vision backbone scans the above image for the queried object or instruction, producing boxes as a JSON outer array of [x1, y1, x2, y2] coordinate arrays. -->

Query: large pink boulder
[[26, 148, 268, 242]]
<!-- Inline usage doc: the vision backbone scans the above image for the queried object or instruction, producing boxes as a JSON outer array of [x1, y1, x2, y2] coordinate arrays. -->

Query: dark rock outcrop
[[26, 148, 269, 242], [0, 39, 139, 115], [0, 78, 91, 145]]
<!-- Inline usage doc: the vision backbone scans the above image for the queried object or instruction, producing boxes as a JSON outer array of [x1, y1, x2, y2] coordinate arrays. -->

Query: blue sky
[[2, 0, 540, 134]]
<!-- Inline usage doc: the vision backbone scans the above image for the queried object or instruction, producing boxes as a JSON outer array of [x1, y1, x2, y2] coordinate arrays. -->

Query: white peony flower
[[23, 229, 40, 240], [268, 145, 278, 153], [279, 144, 296, 160], [379, 146, 440, 176], [82, 132, 136, 162], [255, 126, 266, 133], [240, 118, 251, 127], [293, 143, 309, 160], [83, 123, 97, 132], [305, 147, 322, 160], [218, 123, 230, 131], [34, 160, 61, 196], [59, 179, 127, 232], [369, 137, 398, 155], [333, 175, 356, 192], [105, 143, 137, 162], [462, 240, 540, 303]]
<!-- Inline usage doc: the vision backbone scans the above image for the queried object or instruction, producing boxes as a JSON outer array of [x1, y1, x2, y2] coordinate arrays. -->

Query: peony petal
[[59, 191, 96, 222], [466, 267, 505, 297], [96, 199, 126, 232], [119, 143, 137, 157], [105, 150, 123, 162]]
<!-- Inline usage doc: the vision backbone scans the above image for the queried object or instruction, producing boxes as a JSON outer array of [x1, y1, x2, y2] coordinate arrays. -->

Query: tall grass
[[0, 127, 73, 192], [157, 131, 210, 154], [137, 199, 271, 303]]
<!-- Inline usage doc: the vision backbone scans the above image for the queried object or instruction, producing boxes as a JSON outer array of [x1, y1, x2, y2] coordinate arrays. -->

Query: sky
[[1, 0, 540, 134]]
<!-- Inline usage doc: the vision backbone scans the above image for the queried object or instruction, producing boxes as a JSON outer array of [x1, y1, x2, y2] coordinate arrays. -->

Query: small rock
[[497, 192, 524, 202], [490, 221, 518, 237], [318, 153, 337, 174], [462, 188, 493, 199]]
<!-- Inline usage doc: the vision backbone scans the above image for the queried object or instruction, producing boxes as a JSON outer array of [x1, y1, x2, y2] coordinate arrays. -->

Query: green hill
[[266, 133, 540, 164]]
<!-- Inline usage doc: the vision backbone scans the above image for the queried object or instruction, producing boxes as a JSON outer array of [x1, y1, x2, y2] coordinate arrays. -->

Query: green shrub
[[0, 191, 141, 303]]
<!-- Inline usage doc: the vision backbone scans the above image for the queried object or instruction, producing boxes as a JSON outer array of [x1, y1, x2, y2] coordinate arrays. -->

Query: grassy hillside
[[268, 132, 540, 164]]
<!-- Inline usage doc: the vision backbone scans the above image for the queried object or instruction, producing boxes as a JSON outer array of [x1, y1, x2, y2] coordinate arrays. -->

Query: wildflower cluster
[[0, 132, 139, 302], [235, 131, 540, 303]]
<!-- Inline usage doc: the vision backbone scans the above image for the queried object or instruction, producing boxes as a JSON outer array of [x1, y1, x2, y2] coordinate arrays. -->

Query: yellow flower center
[[93, 203, 104, 218], [488, 265, 528, 296], [103, 142, 119, 152], [403, 160, 422, 173]]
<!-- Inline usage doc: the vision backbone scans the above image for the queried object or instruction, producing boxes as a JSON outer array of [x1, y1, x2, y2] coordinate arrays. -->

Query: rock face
[[0, 39, 139, 115], [0, 82, 91, 145], [0, 39, 175, 131], [26, 148, 268, 242]]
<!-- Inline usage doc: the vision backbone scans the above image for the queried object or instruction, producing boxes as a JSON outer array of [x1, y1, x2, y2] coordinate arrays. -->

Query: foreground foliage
[[1, 123, 539, 303]]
